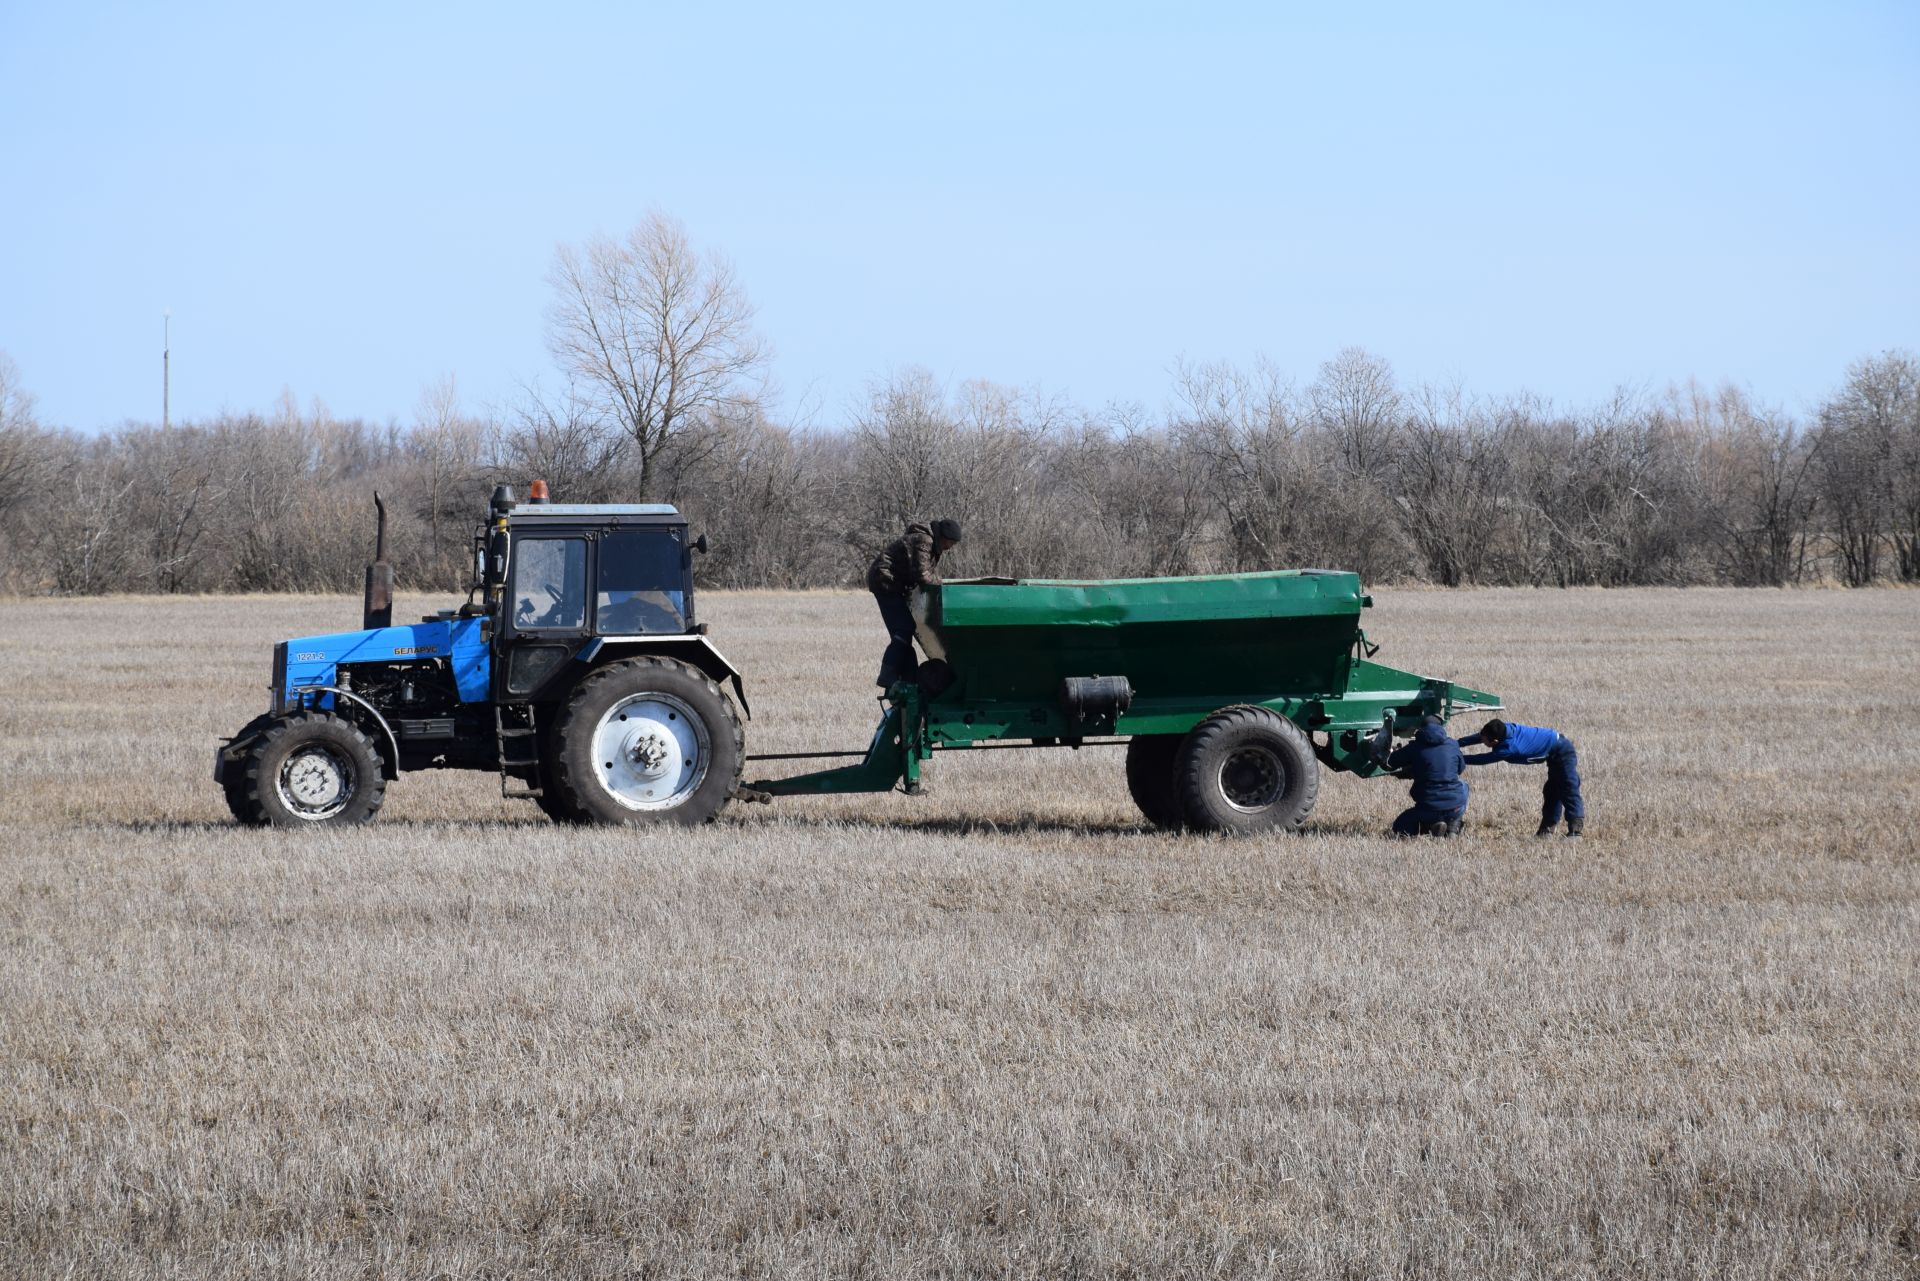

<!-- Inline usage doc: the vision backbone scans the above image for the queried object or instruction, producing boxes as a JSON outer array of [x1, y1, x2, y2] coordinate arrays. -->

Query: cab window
[[597, 528, 686, 634], [512, 538, 587, 630]]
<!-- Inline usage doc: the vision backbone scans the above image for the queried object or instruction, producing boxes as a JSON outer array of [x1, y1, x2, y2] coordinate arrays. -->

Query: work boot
[[1444, 819, 1463, 838], [1565, 816, 1584, 838], [1535, 822, 1556, 839]]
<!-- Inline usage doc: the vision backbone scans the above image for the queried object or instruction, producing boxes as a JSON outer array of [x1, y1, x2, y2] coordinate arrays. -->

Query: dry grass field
[[1, 587, 1916, 1279]]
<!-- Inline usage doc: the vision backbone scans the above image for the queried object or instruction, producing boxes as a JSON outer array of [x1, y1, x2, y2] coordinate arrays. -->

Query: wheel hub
[[591, 692, 710, 811], [278, 746, 353, 818], [1220, 746, 1284, 812], [625, 731, 672, 777]]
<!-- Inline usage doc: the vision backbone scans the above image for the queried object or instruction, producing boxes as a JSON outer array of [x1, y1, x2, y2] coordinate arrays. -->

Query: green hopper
[[747, 570, 1500, 832]]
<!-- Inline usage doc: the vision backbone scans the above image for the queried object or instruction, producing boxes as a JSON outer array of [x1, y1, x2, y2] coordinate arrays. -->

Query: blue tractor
[[216, 484, 750, 826]]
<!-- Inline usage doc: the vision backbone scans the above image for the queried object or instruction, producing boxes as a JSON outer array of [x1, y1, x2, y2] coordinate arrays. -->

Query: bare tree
[[1304, 349, 1412, 579], [1171, 358, 1303, 571], [850, 368, 955, 539], [944, 379, 1072, 578], [1892, 356, 1920, 582], [1309, 347, 1402, 480], [120, 426, 224, 592], [847, 370, 1078, 579], [495, 380, 631, 504], [546, 212, 768, 500], [1683, 385, 1817, 586], [1392, 382, 1508, 586], [42, 442, 138, 594], [1821, 351, 1920, 581], [1064, 404, 1208, 577], [658, 406, 841, 587], [1812, 353, 1918, 585], [0, 352, 49, 517], [409, 376, 487, 583]]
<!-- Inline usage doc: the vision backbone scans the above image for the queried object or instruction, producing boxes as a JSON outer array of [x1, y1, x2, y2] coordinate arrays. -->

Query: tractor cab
[[488, 487, 707, 701], [503, 506, 693, 638]]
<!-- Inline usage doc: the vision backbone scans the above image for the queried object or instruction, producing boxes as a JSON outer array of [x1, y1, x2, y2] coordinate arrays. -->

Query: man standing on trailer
[[1459, 718, 1585, 837], [865, 518, 962, 688]]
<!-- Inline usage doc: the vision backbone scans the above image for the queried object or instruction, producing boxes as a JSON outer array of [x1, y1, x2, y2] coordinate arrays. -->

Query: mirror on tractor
[[694, 533, 710, 555]]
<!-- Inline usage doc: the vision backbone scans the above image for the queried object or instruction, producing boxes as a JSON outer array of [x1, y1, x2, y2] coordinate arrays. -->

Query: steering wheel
[[516, 582, 567, 628]]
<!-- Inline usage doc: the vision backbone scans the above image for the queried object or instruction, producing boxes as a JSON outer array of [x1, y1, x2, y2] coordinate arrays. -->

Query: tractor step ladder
[[495, 704, 545, 800]]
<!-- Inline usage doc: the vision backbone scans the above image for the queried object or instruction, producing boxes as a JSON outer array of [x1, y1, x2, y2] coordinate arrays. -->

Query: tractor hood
[[273, 616, 490, 711]]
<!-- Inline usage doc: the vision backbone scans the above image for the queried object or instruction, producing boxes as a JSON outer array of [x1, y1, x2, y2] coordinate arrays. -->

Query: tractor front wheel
[[220, 712, 280, 825], [550, 657, 743, 825], [234, 711, 388, 827], [1174, 706, 1319, 835]]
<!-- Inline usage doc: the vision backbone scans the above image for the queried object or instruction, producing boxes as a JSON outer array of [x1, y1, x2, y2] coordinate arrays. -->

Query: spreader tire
[[1125, 734, 1186, 830], [239, 711, 387, 827], [551, 657, 743, 825], [1175, 705, 1319, 835]]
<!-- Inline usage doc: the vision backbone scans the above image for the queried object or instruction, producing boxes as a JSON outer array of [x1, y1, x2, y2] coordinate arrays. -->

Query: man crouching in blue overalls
[[1381, 715, 1468, 837], [1460, 718, 1585, 838]]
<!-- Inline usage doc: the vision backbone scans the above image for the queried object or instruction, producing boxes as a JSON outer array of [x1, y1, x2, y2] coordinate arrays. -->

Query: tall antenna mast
[[162, 310, 171, 430]]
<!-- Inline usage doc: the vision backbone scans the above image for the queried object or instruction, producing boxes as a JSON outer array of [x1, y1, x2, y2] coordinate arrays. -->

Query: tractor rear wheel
[[550, 657, 743, 825], [237, 711, 388, 827], [1125, 734, 1186, 830], [531, 731, 586, 825], [1174, 706, 1318, 835]]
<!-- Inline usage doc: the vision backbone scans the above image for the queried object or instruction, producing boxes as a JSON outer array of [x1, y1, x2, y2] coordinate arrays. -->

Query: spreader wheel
[[550, 657, 743, 825], [1125, 734, 1186, 830], [1174, 706, 1319, 834]]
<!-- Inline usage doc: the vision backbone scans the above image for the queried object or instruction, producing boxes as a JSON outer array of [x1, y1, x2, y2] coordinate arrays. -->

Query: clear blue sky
[[2, 1, 1915, 431]]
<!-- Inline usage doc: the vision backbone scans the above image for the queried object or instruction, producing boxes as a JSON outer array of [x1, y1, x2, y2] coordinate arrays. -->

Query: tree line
[[0, 212, 1914, 595], [2, 346, 1915, 596]]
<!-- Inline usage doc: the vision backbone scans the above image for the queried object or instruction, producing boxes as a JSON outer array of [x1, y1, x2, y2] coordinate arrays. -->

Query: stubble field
[[1, 587, 1917, 1279]]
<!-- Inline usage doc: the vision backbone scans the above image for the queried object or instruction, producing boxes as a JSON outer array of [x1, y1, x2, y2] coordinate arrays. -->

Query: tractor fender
[[573, 636, 751, 720], [291, 684, 401, 779]]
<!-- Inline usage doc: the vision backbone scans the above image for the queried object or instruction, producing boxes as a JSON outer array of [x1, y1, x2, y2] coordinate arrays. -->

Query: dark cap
[[1480, 718, 1508, 743], [932, 518, 962, 543]]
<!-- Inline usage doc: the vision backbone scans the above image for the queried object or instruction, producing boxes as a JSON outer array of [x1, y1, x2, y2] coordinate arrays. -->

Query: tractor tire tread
[[532, 725, 587, 825], [221, 711, 282, 825], [238, 710, 387, 827], [549, 656, 744, 826]]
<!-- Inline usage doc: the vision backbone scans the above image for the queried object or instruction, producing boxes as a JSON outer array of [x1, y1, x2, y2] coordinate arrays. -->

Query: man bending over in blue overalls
[[1459, 718, 1584, 838]]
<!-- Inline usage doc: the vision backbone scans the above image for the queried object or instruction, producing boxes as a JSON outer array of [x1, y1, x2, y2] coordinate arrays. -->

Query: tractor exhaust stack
[[363, 491, 394, 630]]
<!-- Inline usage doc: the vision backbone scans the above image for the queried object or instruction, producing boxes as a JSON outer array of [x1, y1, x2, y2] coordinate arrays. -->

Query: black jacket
[[866, 523, 943, 596], [1387, 721, 1467, 811]]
